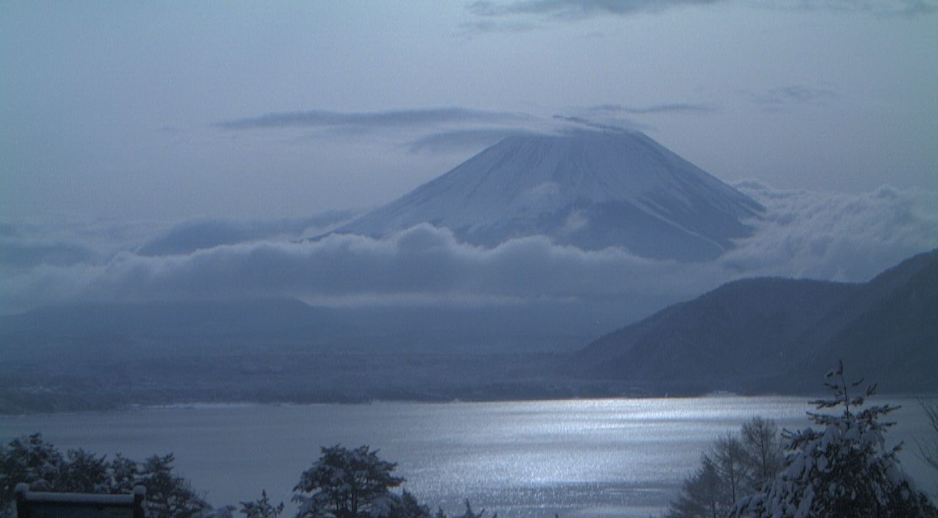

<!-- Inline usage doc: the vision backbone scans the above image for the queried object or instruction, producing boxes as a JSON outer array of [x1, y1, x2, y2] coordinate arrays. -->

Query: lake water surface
[[1, 397, 935, 518]]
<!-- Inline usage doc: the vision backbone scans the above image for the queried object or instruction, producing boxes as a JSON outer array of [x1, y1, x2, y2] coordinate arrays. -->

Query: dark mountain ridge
[[574, 248, 938, 394]]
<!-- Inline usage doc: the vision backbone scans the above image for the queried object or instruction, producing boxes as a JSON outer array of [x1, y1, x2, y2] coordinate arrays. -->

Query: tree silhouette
[[293, 445, 405, 518]]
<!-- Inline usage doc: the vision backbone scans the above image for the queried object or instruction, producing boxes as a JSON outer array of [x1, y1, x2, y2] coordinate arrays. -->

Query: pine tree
[[108, 453, 140, 494], [240, 489, 284, 518], [731, 361, 938, 518], [137, 453, 212, 518], [58, 448, 109, 493], [0, 435, 214, 518], [0, 433, 63, 514], [665, 454, 727, 518], [293, 445, 405, 518]]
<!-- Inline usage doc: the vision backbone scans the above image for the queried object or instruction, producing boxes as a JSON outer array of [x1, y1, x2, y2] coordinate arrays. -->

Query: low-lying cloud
[[2, 225, 692, 312], [135, 212, 356, 257], [726, 182, 938, 280], [1, 185, 935, 317]]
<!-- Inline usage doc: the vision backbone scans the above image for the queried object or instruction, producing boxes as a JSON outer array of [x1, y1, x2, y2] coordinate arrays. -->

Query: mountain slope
[[573, 248, 938, 394], [800, 250, 938, 392], [337, 130, 763, 261]]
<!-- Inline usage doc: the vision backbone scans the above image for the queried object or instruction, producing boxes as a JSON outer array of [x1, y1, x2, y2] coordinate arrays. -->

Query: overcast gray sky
[[2, 0, 936, 223], [1, 1, 938, 318]]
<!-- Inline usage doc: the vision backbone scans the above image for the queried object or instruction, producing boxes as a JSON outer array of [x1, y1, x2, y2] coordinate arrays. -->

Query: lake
[[1, 396, 935, 518]]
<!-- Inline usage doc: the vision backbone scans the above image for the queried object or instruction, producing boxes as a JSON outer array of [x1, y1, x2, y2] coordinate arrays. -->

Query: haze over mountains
[[2, 129, 771, 356], [2, 248, 934, 413], [1, 128, 937, 412], [337, 130, 764, 261]]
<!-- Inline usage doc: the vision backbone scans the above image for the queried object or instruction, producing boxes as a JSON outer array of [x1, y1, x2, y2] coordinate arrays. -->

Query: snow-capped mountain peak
[[337, 130, 763, 261]]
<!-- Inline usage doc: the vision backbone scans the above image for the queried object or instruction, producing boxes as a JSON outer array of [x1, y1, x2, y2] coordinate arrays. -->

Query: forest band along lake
[[1, 396, 935, 518]]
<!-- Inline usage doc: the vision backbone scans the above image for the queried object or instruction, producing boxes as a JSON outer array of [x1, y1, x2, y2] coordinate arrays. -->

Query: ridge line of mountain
[[571, 248, 938, 394]]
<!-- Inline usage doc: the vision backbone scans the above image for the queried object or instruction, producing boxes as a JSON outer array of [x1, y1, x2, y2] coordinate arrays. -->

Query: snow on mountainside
[[336, 130, 764, 261]]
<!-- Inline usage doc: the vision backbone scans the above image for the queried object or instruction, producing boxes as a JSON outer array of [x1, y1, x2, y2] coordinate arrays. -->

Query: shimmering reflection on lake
[[1, 397, 934, 518]]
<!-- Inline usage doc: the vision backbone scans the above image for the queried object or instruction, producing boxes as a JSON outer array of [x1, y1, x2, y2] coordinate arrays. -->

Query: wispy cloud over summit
[[762, 0, 938, 16], [587, 103, 717, 115], [214, 107, 554, 157], [215, 108, 533, 131], [465, 0, 938, 24], [407, 128, 540, 154], [467, 0, 721, 20], [213, 105, 713, 156], [745, 84, 839, 111]]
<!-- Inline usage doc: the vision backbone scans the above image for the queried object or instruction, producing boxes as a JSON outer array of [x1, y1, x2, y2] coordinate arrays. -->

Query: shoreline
[[3, 390, 934, 417]]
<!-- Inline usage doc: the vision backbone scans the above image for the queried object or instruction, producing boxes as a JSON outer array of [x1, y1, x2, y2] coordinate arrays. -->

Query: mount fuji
[[337, 130, 763, 261]]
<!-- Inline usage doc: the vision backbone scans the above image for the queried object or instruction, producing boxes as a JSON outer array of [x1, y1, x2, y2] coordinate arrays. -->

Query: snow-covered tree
[[58, 448, 109, 493], [0, 434, 216, 518], [293, 445, 405, 518], [108, 453, 140, 494], [731, 362, 938, 518], [0, 433, 63, 515], [136, 453, 212, 518]]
